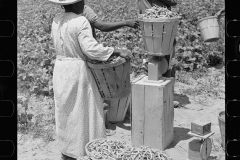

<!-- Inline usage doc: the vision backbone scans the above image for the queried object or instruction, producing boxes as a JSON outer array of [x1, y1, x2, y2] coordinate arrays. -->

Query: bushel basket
[[87, 58, 131, 100], [139, 17, 179, 56]]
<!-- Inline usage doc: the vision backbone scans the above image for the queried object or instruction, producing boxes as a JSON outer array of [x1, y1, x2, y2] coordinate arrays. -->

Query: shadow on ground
[[205, 62, 224, 70], [166, 127, 192, 149], [106, 112, 131, 131], [174, 94, 191, 106]]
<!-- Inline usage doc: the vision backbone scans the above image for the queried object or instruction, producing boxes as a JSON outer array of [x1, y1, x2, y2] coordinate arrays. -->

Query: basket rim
[[138, 17, 179, 22], [197, 16, 217, 24], [103, 90, 131, 101], [87, 58, 126, 69]]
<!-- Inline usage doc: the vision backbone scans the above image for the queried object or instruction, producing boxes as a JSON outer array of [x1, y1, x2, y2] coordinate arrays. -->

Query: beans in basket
[[87, 55, 124, 65], [138, 5, 179, 19]]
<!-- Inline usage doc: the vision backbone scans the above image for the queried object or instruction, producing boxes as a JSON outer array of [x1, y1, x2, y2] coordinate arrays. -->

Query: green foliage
[[18, 0, 225, 96], [173, 0, 225, 71], [18, 94, 55, 141], [18, 0, 225, 134]]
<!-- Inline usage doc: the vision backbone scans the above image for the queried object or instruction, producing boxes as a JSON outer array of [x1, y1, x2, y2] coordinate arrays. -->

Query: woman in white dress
[[48, 0, 133, 159]]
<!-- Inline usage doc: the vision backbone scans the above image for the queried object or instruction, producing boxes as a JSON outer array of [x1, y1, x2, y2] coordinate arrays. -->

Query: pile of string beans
[[139, 5, 179, 19], [121, 146, 172, 160], [85, 139, 173, 160], [85, 139, 131, 160]]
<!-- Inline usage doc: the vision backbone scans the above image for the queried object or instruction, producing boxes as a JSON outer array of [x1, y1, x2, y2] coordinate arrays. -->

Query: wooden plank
[[122, 94, 131, 121], [167, 21, 179, 53], [144, 22, 153, 36], [153, 22, 164, 36], [90, 68, 105, 98], [107, 98, 120, 123], [122, 61, 131, 97], [124, 61, 131, 94], [103, 67, 117, 98], [131, 82, 145, 147], [153, 22, 164, 54], [145, 35, 154, 53], [162, 83, 169, 148], [144, 84, 164, 149], [116, 96, 128, 122], [140, 21, 148, 52], [144, 22, 154, 53], [163, 79, 174, 149], [161, 22, 174, 54], [114, 62, 124, 97], [94, 69, 111, 99]]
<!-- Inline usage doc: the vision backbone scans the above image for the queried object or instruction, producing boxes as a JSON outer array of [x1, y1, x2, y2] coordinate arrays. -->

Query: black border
[[0, 0, 17, 159], [226, 0, 240, 159]]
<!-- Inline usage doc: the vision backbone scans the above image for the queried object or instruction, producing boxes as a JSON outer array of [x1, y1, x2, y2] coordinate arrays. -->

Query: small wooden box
[[131, 76, 174, 150], [191, 120, 211, 136]]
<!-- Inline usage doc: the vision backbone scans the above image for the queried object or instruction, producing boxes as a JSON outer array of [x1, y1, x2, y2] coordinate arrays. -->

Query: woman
[[49, 0, 132, 159]]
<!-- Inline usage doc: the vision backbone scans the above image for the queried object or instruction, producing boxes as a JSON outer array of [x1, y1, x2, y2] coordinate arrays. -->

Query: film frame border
[[226, 0, 240, 159], [0, 0, 17, 159]]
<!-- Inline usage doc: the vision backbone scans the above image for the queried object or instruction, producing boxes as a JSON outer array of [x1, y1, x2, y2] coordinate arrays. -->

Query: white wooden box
[[131, 76, 174, 150]]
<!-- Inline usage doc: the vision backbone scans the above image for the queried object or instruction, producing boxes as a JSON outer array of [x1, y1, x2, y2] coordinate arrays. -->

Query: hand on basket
[[125, 19, 140, 29], [119, 49, 133, 61]]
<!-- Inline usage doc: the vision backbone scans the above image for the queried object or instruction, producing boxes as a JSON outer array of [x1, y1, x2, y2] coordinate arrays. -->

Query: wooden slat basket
[[87, 58, 131, 100], [107, 93, 131, 123], [139, 18, 179, 56]]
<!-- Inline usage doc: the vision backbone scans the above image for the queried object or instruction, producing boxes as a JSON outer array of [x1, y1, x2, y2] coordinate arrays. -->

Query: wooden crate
[[191, 120, 211, 136], [131, 76, 174, 150], [106, 94, 131, 123], [87, 58, 131, 100], [139, 18, 179, 56]]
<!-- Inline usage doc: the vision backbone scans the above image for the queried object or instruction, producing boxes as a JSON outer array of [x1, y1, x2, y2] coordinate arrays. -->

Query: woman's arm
[[77, 17, 132, 61], [83, 5, 139, 32], [92, 19, 139, 32], [159, 0, 177, 7]]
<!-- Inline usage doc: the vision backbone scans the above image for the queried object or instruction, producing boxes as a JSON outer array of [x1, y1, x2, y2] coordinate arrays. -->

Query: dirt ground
[[18, 81, 225, 160]]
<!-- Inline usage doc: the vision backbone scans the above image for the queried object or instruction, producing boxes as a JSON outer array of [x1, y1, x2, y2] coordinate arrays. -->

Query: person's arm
[[149, 0, 177, 7], [83, 5, 139, 32], [93, 19, 139, 32], [215, 8, 225, 19], [77, 17, 132, 61], [160, 0, 177, 7]]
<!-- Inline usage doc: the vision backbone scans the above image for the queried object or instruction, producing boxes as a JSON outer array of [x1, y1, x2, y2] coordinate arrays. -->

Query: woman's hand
[[119, 49, 133, 60], [113, 48, 133, 60], [215, 8, 225, 20], [125, 20, 140, 29]]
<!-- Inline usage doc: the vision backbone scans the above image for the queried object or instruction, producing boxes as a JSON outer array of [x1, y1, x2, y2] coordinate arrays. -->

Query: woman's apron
[[53, 55, 106, 158]]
